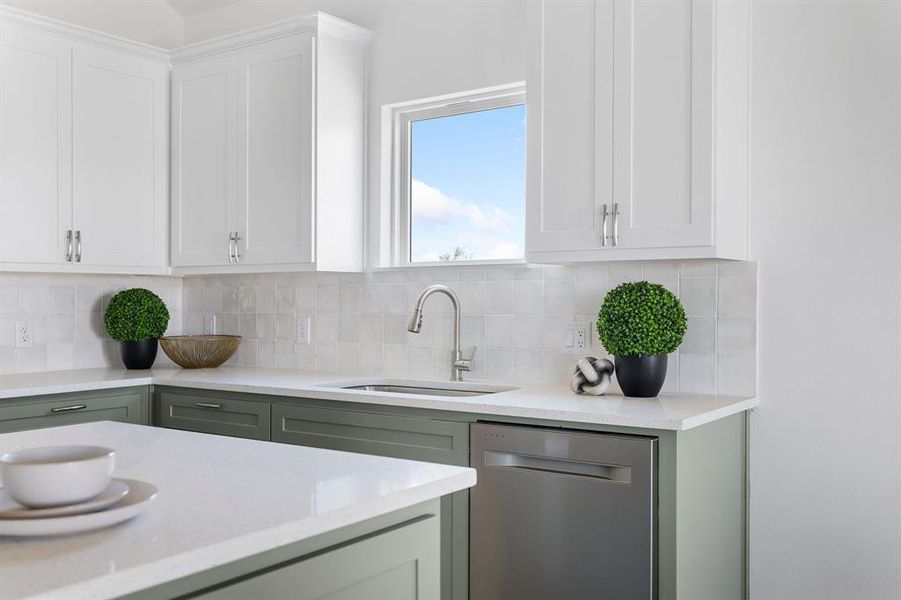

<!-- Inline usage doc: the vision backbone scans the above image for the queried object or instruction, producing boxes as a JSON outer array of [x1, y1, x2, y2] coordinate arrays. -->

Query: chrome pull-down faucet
[[407, 284, 474, 381]]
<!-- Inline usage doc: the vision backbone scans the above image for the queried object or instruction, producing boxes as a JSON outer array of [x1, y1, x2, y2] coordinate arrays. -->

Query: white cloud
[[411, 179, 516, 233]]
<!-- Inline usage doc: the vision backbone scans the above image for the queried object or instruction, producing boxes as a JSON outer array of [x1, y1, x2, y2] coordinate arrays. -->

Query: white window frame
[[384, 82, 526, 268]]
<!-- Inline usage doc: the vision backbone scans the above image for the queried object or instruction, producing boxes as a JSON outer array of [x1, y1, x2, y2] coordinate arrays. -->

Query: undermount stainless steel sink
[[325, 380, 514, 397]]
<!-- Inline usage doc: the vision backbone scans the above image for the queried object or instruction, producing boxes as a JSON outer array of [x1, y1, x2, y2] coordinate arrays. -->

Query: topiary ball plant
[[104, 288, 170, 341], [597, 281, 687, 397], [104, 288, 170, 370], [597, 281, 686, 356]]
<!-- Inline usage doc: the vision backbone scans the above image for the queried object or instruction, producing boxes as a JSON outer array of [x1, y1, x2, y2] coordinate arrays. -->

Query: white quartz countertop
[[0, 367, 757, 431], [0, 421, 475, 600]]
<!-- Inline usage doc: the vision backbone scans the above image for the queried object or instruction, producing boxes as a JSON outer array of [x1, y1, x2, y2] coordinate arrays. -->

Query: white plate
[[0, 479, 157, 537], [0, 480, 130, 520]]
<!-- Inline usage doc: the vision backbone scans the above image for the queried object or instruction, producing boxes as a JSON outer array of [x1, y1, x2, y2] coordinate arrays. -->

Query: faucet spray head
[[407, 308, 423, 333]]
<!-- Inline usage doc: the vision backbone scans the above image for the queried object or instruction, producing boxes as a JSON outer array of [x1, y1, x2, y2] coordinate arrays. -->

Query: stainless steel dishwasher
[[470, 422, 657, 599]]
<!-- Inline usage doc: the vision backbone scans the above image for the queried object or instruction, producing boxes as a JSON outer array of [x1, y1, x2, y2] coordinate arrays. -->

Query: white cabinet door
[[236, 35, 314, 265], [612, 0, 713, 249], [171, 56, 237, 267], [72, 44, 167, 268], [526, 0, 614, 254], [0, 25, 72, 265]]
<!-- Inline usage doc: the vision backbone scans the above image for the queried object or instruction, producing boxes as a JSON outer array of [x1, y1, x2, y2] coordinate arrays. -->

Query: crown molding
[[171, 12, 372, 65], [0, 5, 171, 64]]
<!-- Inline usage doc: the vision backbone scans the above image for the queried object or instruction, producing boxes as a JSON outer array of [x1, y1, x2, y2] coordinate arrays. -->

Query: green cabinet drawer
[[194, 513, 440, 600], [0, 387, 150, 433], [271, 404, 469, 465], [272, 403, 469, 600], [156, 391, 270, 441]]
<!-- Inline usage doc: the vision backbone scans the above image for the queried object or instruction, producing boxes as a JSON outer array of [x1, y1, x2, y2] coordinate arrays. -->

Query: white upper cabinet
[[73, 44, 168, 268], [527, 0, 750, 262], [236, 35, 314, 266], [171, 55, 237, 267], [0, 10, 170, 274], [170, 15, 370, 273], [0, 24, 72, 265]]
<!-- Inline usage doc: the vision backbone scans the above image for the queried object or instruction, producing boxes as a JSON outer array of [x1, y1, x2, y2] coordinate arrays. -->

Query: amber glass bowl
[[159, 335, 241, 369]]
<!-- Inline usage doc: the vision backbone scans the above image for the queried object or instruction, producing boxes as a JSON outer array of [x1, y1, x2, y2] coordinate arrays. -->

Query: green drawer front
[[0, 388, 149, 433], [194, 514, 440, 600], [157, 392, 270, 440], [271, 404, 469, 466]]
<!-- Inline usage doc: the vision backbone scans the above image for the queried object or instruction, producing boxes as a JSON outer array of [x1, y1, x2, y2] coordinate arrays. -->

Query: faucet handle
[[455, 346, 477, 371]]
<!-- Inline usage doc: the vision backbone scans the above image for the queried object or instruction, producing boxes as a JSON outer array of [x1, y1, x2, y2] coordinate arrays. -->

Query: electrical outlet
[[296, 315, 311, 344], [563, 322, 591, 354], [16, 320, 33, 348]]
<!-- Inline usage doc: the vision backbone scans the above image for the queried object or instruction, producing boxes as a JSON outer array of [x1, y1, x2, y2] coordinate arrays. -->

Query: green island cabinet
[[131, 499, 441, 600], [152, 386, 749, 600], [0, 386, 150, 433]]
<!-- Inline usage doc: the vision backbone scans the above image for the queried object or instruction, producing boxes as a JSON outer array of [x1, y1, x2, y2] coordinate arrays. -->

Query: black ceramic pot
[[615, 354, 668, 398], [119, 339, 158, 370]]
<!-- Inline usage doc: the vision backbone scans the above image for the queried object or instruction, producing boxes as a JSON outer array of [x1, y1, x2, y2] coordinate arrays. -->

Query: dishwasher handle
[[483, 450, 632, 484]]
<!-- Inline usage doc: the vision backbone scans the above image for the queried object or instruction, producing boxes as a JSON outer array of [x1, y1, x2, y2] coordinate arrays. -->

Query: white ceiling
[[164, 0, 241, 18]]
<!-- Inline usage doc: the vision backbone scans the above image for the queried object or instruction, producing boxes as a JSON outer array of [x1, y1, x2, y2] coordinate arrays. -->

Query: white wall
[[749, 1, 901, 598], [0, 0, 184, 48]]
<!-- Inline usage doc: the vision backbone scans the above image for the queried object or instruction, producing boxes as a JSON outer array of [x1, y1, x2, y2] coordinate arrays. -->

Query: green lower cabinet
[[0, 386, 150, 433], [271, 403, 470, 600], [194, 511, 440, 600], [156, 389, 270, 440]]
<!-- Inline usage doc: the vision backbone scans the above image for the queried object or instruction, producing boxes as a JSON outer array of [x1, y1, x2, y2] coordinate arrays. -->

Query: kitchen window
[[387, 84, 526, 266]]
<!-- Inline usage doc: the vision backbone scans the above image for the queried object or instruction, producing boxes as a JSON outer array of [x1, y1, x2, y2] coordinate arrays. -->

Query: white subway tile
[[514, 280, 544, 314], [544, 279, 574, 314], [680, 316, 716, 354], [258, 340, 276, 368], [485, 281, 513, 314], [46, 343, 74, 371], [717, 355, 756, 396], [717, 317, 756, 355], [484, 315, 514, 347], [718, 277, 757, 317], [678, 354, 717, 394], [680, 278, 717, 316]]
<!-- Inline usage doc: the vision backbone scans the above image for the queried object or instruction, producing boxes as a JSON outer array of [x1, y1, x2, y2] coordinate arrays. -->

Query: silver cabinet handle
[[65, 230, 73, 262], [233, 232, 242, 263], [74, 230, 82, 262], [51, 404, 87, 413], [194, 402, 222, 409], [601, 205, 609, 247], [612, 203, 620, 246], [227, 232, 235, 263]]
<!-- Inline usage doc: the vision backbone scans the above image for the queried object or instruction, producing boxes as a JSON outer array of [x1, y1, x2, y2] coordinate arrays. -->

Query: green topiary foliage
[[597, 281, 687, 357], [103, 288, 170, 342]]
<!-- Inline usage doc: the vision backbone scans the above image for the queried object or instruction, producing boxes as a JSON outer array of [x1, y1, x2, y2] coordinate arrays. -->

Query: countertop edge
[[15, 468, 476, 600], [0, 370, 759, 431]]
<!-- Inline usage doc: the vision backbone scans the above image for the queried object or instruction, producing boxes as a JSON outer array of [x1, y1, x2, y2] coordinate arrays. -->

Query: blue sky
[[410, 104, 525, 262]]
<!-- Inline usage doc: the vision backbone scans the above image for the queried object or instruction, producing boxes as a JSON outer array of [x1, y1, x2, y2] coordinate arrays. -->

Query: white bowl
[[0, 446, 115, 508]]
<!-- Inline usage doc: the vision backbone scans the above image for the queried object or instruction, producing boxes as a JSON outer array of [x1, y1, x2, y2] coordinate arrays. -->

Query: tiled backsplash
[[0, 262, 756, 396], [0, 273, 183, 373], [182, 261, 757, 396]]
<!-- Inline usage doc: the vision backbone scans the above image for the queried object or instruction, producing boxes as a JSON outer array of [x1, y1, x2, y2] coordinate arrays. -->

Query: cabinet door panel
[[157, 391, 270, 440], [0, 388, 148, 434], [237, 35, 314, 265], [73, 44, 167, 268], [171, 57, 236, 267], [196, 514, 439, 600], [526, 0, 613, 253], [0, 25, 72, 264], [613, 0, 713, 248]]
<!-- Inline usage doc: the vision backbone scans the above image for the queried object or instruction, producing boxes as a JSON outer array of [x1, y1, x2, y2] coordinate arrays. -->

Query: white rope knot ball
[[570, 357, 615, 396]]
